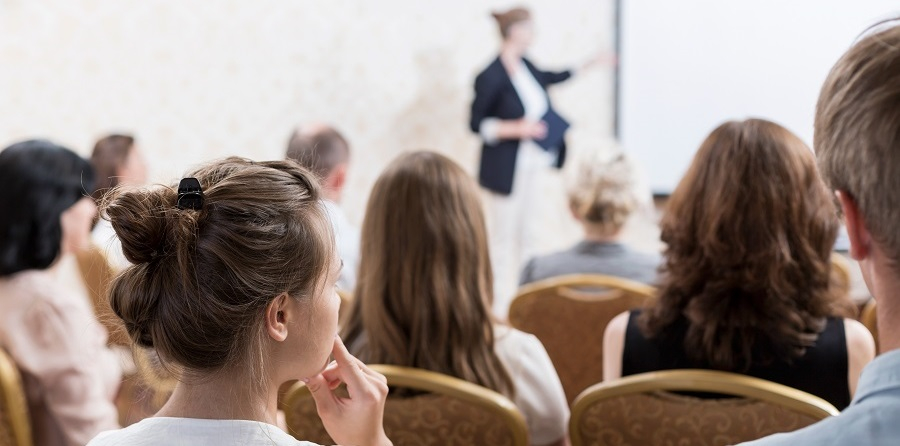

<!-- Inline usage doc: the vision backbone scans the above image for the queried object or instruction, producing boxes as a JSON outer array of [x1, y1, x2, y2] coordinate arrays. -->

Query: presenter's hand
[[519, 119, 547, 140], [581, 51, 618, 71]]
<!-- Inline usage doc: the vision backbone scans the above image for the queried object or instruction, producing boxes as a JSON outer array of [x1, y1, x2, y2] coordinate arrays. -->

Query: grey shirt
[[519, 241, 661, 286]]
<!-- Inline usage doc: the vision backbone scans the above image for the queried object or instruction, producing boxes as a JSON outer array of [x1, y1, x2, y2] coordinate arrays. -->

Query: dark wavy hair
[[640, 119, 841, 372], [0, 140, 95, 277]]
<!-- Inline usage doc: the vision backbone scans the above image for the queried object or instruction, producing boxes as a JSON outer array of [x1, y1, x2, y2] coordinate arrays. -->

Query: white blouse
[[89, 417, 320, 446]]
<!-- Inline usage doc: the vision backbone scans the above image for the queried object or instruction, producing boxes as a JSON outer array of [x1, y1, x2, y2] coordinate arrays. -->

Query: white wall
[[620, 0, 899, 194], [0, 0, 617, 237]]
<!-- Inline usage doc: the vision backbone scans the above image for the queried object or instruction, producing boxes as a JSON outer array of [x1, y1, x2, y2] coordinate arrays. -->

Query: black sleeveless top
[[622, 310, 851, 409]]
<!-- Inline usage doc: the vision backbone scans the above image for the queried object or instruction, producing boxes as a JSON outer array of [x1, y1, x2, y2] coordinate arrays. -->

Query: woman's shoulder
[[88, 418, 320, 446]]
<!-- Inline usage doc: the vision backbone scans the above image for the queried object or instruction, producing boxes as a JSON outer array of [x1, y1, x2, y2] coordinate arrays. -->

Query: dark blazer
[[470, 56, 572, 195]]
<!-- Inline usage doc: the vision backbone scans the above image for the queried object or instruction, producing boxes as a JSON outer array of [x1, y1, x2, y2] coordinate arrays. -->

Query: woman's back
[[621, 309, 851, 409]]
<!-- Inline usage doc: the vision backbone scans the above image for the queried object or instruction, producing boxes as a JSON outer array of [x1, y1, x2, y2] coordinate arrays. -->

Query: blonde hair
[[342, 151, 514, 396], [567, 150, 639, 236], [816, 21, 900, 267]]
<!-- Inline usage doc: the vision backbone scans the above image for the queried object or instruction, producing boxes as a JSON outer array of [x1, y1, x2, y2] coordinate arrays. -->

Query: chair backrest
[[0, 348, 31, 446], [508, 274, 656, 404], [829, 253, 858, 317], [570, 369, 839, 446], [75, 245, 130, 346], [860, 298, 878, 351], [282, 364, 529, 446]]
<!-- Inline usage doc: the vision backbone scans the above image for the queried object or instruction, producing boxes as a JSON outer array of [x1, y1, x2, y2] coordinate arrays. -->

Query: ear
[[264, 293, 292, 342], [837, 190, 871, 261], [327, 163, 348, 191]]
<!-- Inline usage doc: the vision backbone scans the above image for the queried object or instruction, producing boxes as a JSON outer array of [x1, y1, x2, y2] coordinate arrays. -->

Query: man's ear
[[837, 190, 872, 261], [264, 293, 291, 342], [327, 163, 348, 191]]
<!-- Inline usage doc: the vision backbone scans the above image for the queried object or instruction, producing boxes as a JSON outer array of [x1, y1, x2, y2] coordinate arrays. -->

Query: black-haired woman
[[0, 140, 122, 446]]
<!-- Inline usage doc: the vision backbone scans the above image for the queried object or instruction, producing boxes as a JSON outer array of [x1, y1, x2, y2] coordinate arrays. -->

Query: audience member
[[342, 151, 569, 446], [603, 119, 875, 410], [286, 124, 359, 291], [520, 150, 660, 286], [741, 21, 900, 445], [87, 157, 390, 446], [90, 133, 148, 270], [0, 140, 122, 446]]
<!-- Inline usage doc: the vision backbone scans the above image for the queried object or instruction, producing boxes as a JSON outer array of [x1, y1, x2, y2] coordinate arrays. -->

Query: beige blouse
[[0, 255, 121, 446]]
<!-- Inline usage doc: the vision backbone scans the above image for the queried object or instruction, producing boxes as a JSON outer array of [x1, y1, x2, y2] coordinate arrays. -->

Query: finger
[[358, 363, 388, 385], [331, 336, 371, 393], [305, 373, 337, 414]]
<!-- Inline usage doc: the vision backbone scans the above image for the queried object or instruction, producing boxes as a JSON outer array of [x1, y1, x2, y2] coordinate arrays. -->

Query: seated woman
[[519, 150, 661, 286], [603, 119, 875, 410], [87, 157, 391, 446], [342, 151, 569, 446], [0, 140, 122, 446]]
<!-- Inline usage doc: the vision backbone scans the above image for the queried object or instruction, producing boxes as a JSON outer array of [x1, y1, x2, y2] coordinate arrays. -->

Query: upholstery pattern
[[574, 391, 822, 446], [286, 392, 521, 446], [509, 275, 655, 404]]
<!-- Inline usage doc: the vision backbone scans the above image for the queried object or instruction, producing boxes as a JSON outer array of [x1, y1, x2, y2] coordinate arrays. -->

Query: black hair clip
[[176, 177, 204, 210]]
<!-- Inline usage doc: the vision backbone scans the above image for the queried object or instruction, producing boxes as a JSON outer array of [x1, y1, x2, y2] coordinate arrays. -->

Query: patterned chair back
[[75, 245, 130, 346], [509, 274, 656, 404], [282, 365, 529, 446], [570, 369, 839, 446], [0, 348, 31, 446]]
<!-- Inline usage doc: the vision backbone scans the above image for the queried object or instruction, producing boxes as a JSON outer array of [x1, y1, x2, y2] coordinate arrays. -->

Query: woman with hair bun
[[602, 119, 875, 410], [0, 139, 122, 446], [87, 157, 391, 446], [470, 6, 611, 317]]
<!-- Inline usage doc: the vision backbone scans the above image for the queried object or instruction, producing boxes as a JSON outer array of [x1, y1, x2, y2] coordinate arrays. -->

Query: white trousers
[[484, 141, 555, 320]]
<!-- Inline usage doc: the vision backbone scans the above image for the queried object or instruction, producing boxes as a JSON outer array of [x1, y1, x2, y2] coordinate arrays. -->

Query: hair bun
[[104, 186, 177, 264]]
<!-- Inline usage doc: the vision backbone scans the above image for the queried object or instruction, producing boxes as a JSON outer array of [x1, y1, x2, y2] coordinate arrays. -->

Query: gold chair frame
[[510, 274, 656, 403], [570, 369, 839, 446], [283, 364, 529, 446], [0, 348, 31, 446]]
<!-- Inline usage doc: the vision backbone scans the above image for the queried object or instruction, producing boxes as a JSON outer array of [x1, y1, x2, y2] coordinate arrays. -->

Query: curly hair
[[640, 119, 842, 372]]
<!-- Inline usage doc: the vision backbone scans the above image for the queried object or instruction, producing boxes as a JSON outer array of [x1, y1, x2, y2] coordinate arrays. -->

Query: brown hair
[[103, 157, 333, 386], [341, 151, 514, 396], [285, 126, 350, 181], [568, 151, 639, 236], [816, 21, 900, 268], [641, 119, 841, 372], [90, 134, 135, 201], [491, 7, 531, 39]]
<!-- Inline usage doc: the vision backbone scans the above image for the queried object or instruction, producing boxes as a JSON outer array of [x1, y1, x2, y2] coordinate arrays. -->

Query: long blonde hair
[[342, 151, 514, 395]]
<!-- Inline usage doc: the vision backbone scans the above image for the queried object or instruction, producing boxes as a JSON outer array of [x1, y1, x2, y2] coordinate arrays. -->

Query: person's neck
[[582, 227, 622, 244], [323, 188, 341, 204], [500, 44, 524, 66], [866, 258, 900, 354], [155, 369, 277, 425]]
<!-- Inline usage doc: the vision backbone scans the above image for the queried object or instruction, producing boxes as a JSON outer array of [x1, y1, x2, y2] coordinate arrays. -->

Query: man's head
[[286, 123, 350, 202], [815, 22, 900, 288]]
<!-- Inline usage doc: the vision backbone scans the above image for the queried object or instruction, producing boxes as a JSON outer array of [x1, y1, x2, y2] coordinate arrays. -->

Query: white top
[[88, 417, 320, 446], [91, 218, 130, 271], [494, 325, 569, 445], [323, 200, 359, 291], [479, 60, 550, 146]]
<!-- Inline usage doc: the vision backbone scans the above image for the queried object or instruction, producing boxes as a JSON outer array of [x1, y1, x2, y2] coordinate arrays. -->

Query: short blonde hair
[[567, 150, 638, 235], [815, 21, 900, 265]]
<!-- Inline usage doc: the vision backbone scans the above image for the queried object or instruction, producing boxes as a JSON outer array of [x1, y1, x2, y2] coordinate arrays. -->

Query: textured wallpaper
[[1, 0, 628, 293]]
